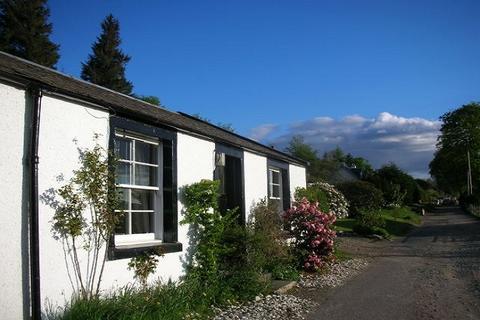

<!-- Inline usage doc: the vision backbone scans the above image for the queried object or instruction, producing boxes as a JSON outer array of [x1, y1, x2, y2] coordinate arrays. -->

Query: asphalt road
[[307, 207, 480, 320]]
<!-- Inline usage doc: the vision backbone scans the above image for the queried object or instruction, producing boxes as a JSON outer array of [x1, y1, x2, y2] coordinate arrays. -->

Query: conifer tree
[[81, 14, 133, 95], [0, 0, 60, 68]]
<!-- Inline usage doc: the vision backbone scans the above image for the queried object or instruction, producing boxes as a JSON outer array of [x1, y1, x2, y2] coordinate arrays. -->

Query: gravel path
[[299, 258, 369, 289], [214, 259, 369, 320], [307, 207, 480, 320]]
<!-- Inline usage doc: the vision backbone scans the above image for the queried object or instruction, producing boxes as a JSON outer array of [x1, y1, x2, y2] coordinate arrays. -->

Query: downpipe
[[29, 86, 42, 319]]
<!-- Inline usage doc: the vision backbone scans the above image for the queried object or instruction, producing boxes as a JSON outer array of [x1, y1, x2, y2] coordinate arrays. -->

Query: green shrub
[[353, 210, 387, 237], [52, 280, 217, 320], [248, 199, 294, 275], [127, 249, 163, 287], [271, 264, 300, 281], [294, 186, 329, 212], [295, 182, 349, 218], [181, 179, 265, 304], [338, 181, 383, 216]]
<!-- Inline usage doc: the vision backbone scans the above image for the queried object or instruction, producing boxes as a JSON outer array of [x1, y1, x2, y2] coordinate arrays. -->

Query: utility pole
[[467, 149, 473, 195]]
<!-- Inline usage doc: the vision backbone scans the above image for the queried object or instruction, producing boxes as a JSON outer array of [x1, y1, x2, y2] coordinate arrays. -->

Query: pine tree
[[81, 14, 133, 95], [0, 0, 60, 68]]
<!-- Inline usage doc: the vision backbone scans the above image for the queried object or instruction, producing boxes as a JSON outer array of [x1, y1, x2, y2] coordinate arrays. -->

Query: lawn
[[334, 207, 422, 237]]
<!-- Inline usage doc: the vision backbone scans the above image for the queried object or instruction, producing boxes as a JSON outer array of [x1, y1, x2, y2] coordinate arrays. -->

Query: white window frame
[[268, 167, 282, 200], [114, 130, 163, 246]]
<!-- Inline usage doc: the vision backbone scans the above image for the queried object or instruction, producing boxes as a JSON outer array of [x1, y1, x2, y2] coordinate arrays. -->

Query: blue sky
[[48, 0, 480, 176]]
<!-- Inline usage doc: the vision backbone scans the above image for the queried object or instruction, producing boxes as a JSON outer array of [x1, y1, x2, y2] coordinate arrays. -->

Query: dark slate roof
[[0, 51, 306, 166]]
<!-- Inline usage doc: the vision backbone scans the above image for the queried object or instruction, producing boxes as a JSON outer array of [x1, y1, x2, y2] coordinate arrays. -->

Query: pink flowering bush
[[283, 198, 337, 271]]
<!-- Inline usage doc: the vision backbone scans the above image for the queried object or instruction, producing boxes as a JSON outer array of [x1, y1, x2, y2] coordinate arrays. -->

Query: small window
[[114, 131, 162, 245], [268, 168, 282, 200]]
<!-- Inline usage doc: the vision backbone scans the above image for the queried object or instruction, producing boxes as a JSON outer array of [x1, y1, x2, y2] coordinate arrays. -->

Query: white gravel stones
[[299, 258, 369, 289], [214, 294, 315, 320], [214, 259, 369, 319]]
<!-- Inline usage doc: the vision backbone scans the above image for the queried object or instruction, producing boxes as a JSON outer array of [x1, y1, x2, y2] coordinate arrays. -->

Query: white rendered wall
[[0, 83, 28, 320], [243, 151, 268, 221], [37, 95, 111, 310], [289, 164, 307, 202], [37, 97, 217, 312]]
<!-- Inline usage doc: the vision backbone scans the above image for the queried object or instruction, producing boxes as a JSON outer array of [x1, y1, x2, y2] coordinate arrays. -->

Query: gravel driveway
[[306, 207, 480, 320]]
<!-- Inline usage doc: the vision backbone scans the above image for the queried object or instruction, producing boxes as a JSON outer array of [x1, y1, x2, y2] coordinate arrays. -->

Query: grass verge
[[334, 207, 422, 238]]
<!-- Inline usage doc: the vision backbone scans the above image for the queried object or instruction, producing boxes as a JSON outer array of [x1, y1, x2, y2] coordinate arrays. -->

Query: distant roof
[[0, 51, 306, 166]]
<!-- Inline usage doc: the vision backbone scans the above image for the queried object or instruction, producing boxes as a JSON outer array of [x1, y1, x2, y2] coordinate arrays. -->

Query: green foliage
[[353, 210, 387, 237], [248, 199, 296, 279], [338, 181, 383, 216], [51, 138, 121, 299], [344, 153, 374, 178], [271, 264, 300, 281], [136, 95, 161, 106], [181, 179, 266, 304], [430, 102, 480, 195], [81, 14, 133, 95], [295, 182, 349, 218], [294, 186, 329, 212], [285, 135, 318, 164], [351, 207, 421, 238], [0, 0, 59, 68], [51, 280, 219, 320], [368, 163, 419, 205], [285, 136, 373, 184], [127, 249, 164, 287]]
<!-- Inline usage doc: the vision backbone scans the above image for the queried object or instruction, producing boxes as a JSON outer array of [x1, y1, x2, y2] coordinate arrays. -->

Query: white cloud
[[256, 112, 441, 177], [248, 123, 278, 141]]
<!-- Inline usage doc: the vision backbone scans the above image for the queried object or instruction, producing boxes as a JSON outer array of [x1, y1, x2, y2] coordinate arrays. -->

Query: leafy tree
[[430, 102, 480, 195], [369, 163, 419, 205], [285, 135, 323, 182], [48, 137, 121, 299], [81, 14, 133, 95], [136, 95, 161, 106], [344, 153, 374, 178], [285, 135, 317, 164], [0, 0, 59, 68], [323, 146, 345, 163]]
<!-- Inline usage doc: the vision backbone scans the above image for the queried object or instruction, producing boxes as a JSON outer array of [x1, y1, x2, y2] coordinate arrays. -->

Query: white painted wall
[[289, 164, 307, 202], [0, 83, 305, 317], [243, 151, 268, 221], [0, 83, 28, 320], [36, 96, 217, 312], [37, 95, 111, 310]]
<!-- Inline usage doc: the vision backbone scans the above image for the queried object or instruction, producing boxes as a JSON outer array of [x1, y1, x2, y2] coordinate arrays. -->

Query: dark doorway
[[215, 151, 244, 223]]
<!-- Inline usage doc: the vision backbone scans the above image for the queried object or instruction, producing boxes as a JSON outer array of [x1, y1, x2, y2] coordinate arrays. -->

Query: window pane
[[116, 162, 131, 184], [115, 137, 131, 160], [115, 213, 127, 234], [271, 170, 280, 184], [131, 189, 154, 210], [135, 140, 158, 164], [116, 188, 129, 210], [135, 164, 157, 186], [131, 212, 153, 234], [272, 185, 281, 198]]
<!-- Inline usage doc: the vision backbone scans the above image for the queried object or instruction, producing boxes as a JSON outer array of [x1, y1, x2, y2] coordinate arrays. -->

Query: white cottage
[[0, 52, 307, 319]]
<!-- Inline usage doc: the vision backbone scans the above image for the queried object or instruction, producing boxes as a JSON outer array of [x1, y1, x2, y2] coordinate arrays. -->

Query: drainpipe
[[29, 86, 42, 320]]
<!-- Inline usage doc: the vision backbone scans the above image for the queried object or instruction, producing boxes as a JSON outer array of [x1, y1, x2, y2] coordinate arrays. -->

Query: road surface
[[307, 207, 480, 320]]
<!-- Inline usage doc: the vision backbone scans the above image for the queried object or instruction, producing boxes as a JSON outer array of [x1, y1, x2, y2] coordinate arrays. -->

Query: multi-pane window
[[268, 168, 282, 200], [114, 131, 162, 244]]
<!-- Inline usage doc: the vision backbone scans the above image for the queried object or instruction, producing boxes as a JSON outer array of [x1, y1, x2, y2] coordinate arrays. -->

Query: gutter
[[29, 86, 42, 319]]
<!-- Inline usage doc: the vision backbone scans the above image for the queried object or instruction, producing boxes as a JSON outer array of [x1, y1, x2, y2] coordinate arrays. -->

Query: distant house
[[0, 52, 307, 319]]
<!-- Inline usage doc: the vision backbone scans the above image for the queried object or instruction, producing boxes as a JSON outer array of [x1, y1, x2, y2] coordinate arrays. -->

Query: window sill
[[108, 241, 183, 260]]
